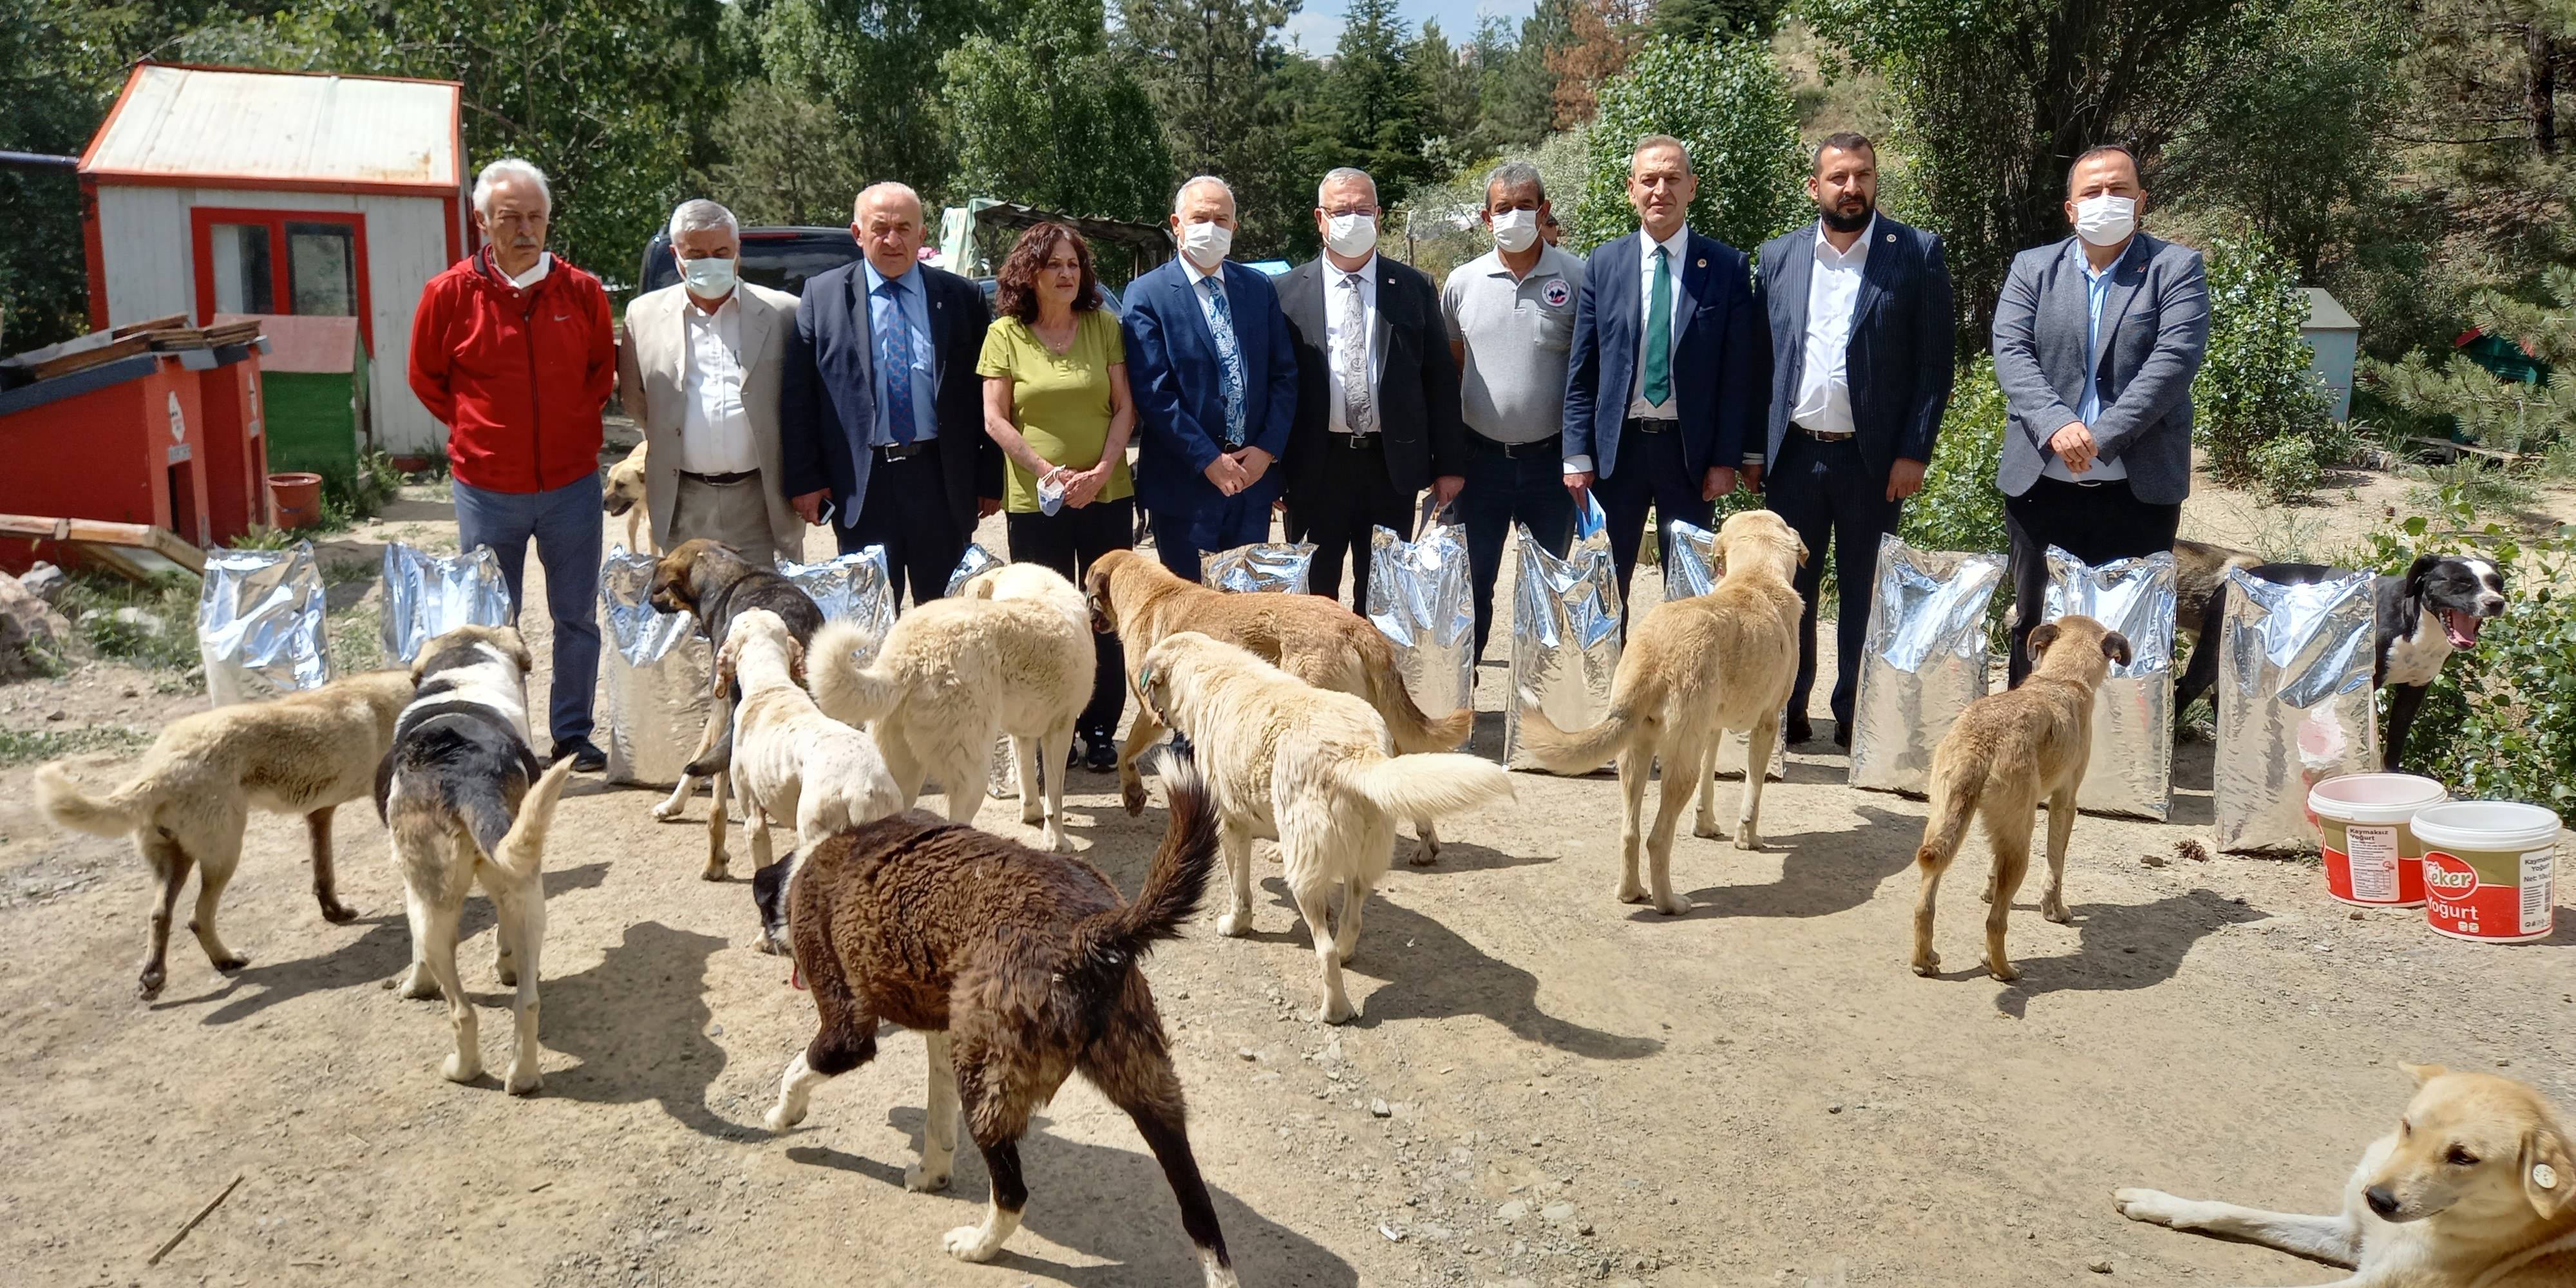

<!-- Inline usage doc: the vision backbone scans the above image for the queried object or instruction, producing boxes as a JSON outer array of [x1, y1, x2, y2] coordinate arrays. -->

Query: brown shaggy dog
[[755, 748, 1237, 1285], [1084, 546, 1470, 863], [1910, 614, 2131, 981]]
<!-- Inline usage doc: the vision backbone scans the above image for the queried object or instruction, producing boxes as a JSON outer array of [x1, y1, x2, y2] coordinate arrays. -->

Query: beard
[[1820, 198, 1874, 234]]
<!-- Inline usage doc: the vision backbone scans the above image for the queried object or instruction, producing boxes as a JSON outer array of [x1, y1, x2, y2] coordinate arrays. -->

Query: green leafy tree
[[940, 0, 1173, 222], [1117, 0, 1314, 258], [699, 79, 876, 228], [2363, 265, 2576, 454], [1472, 6, 1565, 151], [1569, 35, 1804, 254], [2196, 231, 2335, 499], [1647, 0, 1781, 43], [751, 0, 1006, 209], [1306, 0, 1435, 205], [0, 0, 102, 348], [1411, 20, 1486, 177]]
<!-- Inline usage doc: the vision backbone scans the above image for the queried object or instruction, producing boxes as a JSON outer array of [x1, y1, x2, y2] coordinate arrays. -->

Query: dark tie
[[878, 277, 918, 444], [1643, 245, 1672, 408]]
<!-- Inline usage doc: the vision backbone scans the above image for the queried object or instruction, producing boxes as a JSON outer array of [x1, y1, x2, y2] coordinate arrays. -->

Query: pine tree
[[1310, 0, 1435, 203]]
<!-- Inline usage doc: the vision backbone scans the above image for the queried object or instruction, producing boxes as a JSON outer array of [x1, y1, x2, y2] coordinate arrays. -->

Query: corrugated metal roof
[[2302, 287, 2360, 331], [82, 64, 460, 191]]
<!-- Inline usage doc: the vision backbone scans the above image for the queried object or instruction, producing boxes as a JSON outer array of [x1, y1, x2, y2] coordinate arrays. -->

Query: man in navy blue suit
[[781, 181, 1000, 605], [1756, 131, 1955, 747], [1561, 134, 1768, 607], [1122, 176, 1300, 581]]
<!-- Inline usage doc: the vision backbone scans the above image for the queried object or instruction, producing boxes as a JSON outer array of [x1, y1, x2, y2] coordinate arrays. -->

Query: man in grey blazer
[[617, 199, 805, 567], [1991, 144, 2209, 685]]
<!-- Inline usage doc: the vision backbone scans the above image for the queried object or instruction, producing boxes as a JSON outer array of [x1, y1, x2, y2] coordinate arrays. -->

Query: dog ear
[[2405, 554, 2441, 595], [1795, 535, 1811, 567], [2524, 1124, 2573, 1220], [712, 637, 739, 698], [786, 636, 806, 687], [2100, 631, 2133, 666], [2401, 1062, 2449, 1087], [2026, 621, 2061, 661]]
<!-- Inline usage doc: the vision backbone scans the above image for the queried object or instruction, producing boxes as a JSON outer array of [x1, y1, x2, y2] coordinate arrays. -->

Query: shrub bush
[[1569, 36, 1805, 255], [2197, 230, 2334, 498]]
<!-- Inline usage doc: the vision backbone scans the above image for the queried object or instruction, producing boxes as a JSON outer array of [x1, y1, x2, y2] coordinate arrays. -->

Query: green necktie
[[1643, 245, 1673, 407]]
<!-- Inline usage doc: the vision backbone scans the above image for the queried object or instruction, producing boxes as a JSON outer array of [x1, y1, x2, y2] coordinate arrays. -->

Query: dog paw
[[650, 799, 687, 822], [699, 862, 729, 883], [1318, 998, 1356, 1025], [1020, 802, 1045, 824], [504, 1065, 542, 1097], [212, 953, 251, 973], [2112, 1188, 2186, 1227], [395, 965, 440, 1000], [1984, 958, 2021, 983], [441, 1052, 482, 1084], [943, 1225, 1003, 1262], [1215, 911, 1251, 938], [1653, 895, 1690, 916], [1120, 777, 1148, 817], [904, 1162, 951, 1193], [762, 1104, 804, 1133], [1910, 951, 1940, 978], [495, 965, 519, 989], [319, 900, 359, 924], [1616, 884, 1650, 905], [1692, 819, 1725, 840], [1731, 832, 1764, 852], [2042, 902, 2072, 925], [135, 969, 166, 1000]]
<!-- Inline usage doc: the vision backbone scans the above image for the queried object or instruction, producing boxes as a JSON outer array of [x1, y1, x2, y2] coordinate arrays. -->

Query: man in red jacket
[[409, 157, 616, 770]]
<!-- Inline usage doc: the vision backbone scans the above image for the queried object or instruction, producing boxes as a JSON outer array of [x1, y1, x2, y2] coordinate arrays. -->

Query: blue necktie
[[878, 277, 918, 444], [1199, 276, 1247, 447]]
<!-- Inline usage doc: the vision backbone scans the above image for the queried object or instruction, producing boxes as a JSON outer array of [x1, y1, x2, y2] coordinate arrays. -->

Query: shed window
[[190, 208, 373, 352]]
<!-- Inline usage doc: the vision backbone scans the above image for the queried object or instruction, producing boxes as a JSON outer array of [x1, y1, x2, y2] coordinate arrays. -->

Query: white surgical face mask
[[1180, 220, 1233, 270], [1325, 213, 1378, 259], [680, 254, 737, 297], [2073, 194, 2137, 247], [1491, 208, 1539, 254]]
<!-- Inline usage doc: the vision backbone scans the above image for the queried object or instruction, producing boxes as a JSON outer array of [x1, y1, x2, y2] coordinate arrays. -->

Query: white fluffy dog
[[807, 563, 1093, 849], [714, 609, 905, 875], [1133, 631, 1514, 1023]]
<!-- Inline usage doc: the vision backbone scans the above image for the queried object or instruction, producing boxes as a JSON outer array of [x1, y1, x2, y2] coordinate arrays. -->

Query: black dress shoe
[[1832, 720, 1852, 750], [1084, 728, 1118, 773], [1785, 715, 1815, 746], [550, 737, 607, 773]]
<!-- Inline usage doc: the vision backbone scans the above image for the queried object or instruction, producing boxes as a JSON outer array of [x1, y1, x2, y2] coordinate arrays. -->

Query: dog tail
[[1915, 752, 1983, 874], [35, 762, 146, 837], [1341, 751, 1515, 822], [805, 619, 904, 728], [1065, 744, 1218, 1001], [1361, 634, 1474, 753], [488, 759, 578, 882]]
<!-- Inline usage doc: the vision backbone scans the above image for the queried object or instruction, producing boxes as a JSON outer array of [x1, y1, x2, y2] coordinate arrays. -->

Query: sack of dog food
[[1661, 516, 1785, 782], [1202, 541, 1315, 594], [2213, 565, 2380, 853], [944, 544, 1018, 799], [1848, 536, 2007, 795], [2043, 545, 2178, 820], [1507, 493, 1622, 770], [198, 542, 332, 706], [378, 541, 512, 664], [782, 547, 895, 661], [598, 545, 714, 787], [1366, 514, 1473, 722]]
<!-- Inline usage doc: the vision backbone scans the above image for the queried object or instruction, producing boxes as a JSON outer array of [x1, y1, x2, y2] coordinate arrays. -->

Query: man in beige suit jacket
[[618, 198, 804, 567]]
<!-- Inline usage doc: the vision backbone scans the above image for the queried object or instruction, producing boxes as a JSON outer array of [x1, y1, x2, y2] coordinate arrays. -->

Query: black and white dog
[[374, 623, 576, 1095], [2175, 554, 2509, 770]]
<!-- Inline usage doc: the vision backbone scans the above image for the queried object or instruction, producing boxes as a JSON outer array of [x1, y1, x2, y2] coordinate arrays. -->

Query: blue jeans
[[1150, 491, 1273, 583], [1457, 439, 1575, 661], [453, 472, 603, 746]]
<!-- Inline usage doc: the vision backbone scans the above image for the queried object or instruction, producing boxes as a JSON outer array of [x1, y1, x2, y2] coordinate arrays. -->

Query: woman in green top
[[978, 222, 1137, 771]]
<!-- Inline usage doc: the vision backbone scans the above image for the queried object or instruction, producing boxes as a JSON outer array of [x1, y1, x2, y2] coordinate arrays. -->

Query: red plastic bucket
[[2307, 773, 2446, 907], [267, 471, 323, 529], [2411, 801, 2562, 943]]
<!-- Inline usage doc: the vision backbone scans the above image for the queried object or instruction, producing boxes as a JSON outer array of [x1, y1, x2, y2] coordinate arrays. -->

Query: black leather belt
[[1329, 433, 1382, 451], [1468, 434, 1555, 459], [876, 440, 934, 462], [680, 469, 757, 485], [1625, 417, 1678, 434], [1792, 422, 1856, 443]]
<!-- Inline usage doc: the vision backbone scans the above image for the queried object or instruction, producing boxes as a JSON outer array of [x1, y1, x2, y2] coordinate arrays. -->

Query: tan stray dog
[[376, 625, 578, 1094], [715, 609, 904, 876], [1086, 547, 1472, 864], [807, 563, 1092, 849], [1909, 614, 2130, 981], [1517, 509, 1806, 915], [603, 440, 651, 553], [37, 668, 415, 998], [2117, 1065, 2576, 1285], [1135, 631, 1513, 1023]]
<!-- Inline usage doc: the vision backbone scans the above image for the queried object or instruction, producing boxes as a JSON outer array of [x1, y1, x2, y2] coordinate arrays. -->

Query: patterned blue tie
[[878, 277, 918, 444], [1199, 275, 1247, 447]]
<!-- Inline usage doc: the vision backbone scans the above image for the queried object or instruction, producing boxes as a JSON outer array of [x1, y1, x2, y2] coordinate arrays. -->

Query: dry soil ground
[[3, 468, 2571, 1288]]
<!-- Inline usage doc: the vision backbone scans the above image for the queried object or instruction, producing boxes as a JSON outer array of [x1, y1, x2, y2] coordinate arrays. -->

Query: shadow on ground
[[542, 919, 735, 1138]]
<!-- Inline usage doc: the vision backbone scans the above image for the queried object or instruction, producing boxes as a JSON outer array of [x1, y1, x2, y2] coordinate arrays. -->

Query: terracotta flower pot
[[267, 472, 325, 530]]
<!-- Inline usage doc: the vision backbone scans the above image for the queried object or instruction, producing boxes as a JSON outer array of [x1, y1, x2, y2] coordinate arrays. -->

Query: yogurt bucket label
[[2316, 817, 2426, 907], [2344, 824, 2401, 902], [2424, 847, 2555, 942]]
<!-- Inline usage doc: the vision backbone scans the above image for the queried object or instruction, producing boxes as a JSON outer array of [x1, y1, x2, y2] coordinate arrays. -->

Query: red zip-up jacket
[[408, 249, 615, 494]]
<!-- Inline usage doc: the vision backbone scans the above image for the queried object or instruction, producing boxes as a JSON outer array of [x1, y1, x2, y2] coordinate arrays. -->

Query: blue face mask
[[679, 254, 737, 296]]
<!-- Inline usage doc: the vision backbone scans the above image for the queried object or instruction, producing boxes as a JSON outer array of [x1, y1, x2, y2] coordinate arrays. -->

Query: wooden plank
[[0, 513, 204, 579], [17, 332, 156, 381], [111, 312, 189, 339]]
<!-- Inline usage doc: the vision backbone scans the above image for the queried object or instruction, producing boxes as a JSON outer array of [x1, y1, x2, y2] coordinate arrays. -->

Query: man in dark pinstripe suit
[[1754, 132, 1956, 748]]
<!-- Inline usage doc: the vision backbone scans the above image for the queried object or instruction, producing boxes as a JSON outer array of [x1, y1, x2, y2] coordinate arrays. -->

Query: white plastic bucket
[[2410, 801, 2563, 943], [2308, 773, 2447, 907]]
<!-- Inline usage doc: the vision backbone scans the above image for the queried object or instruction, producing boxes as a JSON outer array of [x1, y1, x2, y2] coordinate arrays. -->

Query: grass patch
[[51, 574, 201, 673], [0, 724, 151, 767]]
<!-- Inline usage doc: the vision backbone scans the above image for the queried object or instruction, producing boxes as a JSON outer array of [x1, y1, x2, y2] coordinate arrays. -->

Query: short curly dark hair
[[994, 222, 1100, 324]]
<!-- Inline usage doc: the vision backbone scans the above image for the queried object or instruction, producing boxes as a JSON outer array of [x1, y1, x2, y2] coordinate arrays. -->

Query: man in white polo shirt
[[1443, 160, 1586, 662]]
